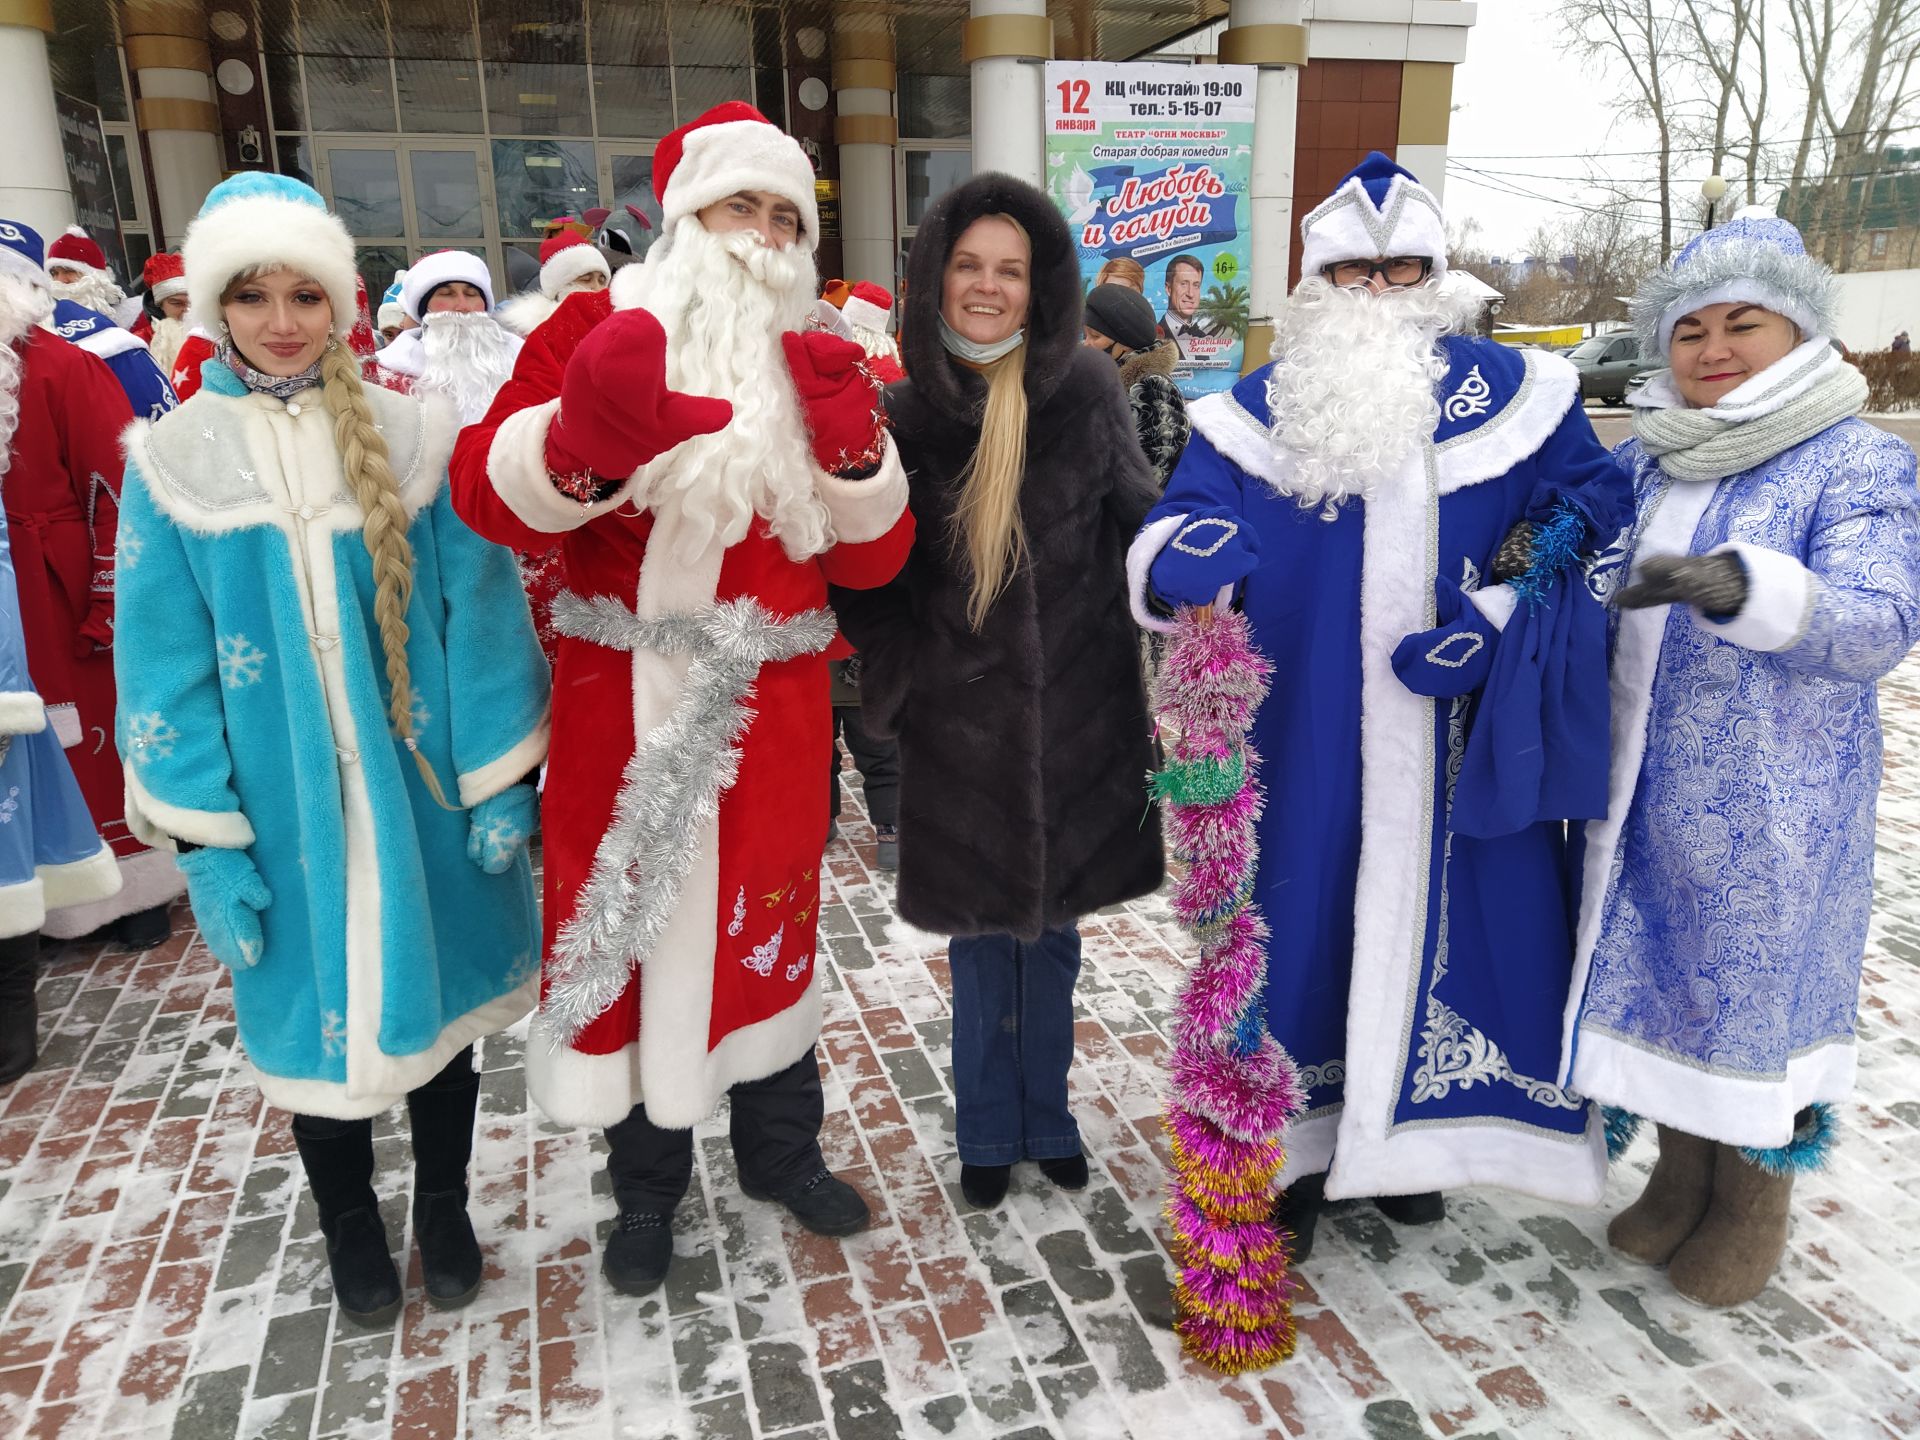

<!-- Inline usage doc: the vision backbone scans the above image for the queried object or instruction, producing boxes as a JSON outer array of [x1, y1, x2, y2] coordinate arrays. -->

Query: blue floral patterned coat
[[114, 363, 550, 1119], [1563, 417, 1920, 1147]]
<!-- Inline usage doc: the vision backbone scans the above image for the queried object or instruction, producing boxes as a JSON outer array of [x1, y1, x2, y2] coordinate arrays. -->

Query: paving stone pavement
[[3, 654, 1920, 1439]]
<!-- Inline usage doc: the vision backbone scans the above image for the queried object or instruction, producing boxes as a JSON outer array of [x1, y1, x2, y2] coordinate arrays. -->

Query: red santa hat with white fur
[[538, 231, 610, 299], [840, 280, 902, 378], [653, 101, 820, 254], [142, 251, 187, 305], [45, 226, 117, 284]]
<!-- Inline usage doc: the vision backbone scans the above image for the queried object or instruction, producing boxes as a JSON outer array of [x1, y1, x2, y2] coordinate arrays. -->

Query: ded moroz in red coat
[[451, 289, 913, 1129], [9, 328, 182, 934]]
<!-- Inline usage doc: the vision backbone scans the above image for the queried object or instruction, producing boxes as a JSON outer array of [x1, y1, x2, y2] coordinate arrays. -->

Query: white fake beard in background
[[414, 310, 521, 425], [620, 217, 831, 563], [148, 315, 188, 377], [1265, 276, 1475, 513], [0, 272, 52, 351], [50, 272, 127, 319]]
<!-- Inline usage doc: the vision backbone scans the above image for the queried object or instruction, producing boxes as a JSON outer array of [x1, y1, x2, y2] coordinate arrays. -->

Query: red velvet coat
[[10, 328, 182, 933], [451, 289, 913, 1128]]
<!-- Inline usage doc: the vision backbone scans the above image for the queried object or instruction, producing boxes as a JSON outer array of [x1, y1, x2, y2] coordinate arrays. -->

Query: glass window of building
[[398, 61, 486, 133], [484, 63, 593, 137], [492, 140, 596, 237], [903, 149, 972, 229], [669, 1, 752, 122], [306, 55, 400, 133], [590, 1, 673, 137]]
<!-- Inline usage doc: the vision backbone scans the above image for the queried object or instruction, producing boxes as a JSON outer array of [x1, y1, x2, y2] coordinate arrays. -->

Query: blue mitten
[[1147, 507, 1261, 608], [177, 846, 272, 970], [468, 784, 538, 875], [1391, 576, 1499, 698]]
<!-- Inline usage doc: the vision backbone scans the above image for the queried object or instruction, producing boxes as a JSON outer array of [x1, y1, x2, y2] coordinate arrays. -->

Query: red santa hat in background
[[538, 231, 610, 299], [141, 251, 187, 305], [46, 226, 115, 284], [653, 101, 820, 255], [839, 280, 903, 380]]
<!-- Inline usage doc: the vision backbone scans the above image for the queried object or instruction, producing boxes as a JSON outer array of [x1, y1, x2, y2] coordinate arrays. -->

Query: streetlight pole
[[1702, 174, 1729, 231]]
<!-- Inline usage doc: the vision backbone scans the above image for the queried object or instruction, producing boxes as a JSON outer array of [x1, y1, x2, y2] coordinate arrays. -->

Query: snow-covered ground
[[3, 654, 1920, 1439]]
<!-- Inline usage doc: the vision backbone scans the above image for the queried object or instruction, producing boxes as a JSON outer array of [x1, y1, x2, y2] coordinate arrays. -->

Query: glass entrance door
[[315, 139, 500, 304]]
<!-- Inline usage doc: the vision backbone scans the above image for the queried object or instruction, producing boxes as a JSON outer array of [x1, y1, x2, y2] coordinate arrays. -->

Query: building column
[[965, 0, 1051, 187], [0, 0, 73, 239], [1220, 0, 1307, 372], [832, 8, 898, 288], [1395, 61, 1454, 203], [122, 0, 223, 247]]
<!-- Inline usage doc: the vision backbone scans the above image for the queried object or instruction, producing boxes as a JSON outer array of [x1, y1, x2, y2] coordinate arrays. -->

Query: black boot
[[111, 904, 173, 951], [290, 1114, 402, 1326], [0, 933, 39, 1086], [603, 1210, 674, 1295], [960, 1163, 1012, 1210], [406, 1051, 483, 1309], [1273, 1172, 1328, 1264], [742, 1166, 872, 1236], [1038, 1153, 1090, 1191], [1375, 1191, 1446, 1226]]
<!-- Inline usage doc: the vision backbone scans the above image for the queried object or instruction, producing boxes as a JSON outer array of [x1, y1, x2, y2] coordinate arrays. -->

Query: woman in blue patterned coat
[[1562, 216, 1920, 1307], [114, 174, 549, 1325]]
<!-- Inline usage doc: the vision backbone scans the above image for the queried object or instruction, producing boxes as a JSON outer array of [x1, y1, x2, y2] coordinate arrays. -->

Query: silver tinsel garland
[[539, 591, 839, 1046]]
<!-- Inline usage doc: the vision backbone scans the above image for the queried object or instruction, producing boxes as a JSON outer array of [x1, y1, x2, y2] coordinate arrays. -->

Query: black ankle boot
[[1038, 1153, 1089, 1191], [603, 1210, 674, 1295], [290, 1115, 401, 1325], [112, 904, 173, 951], [407, 1051, 482, 1308], [741, 1166, 872, 1236], [1375, 1191, 1446, 1226], [960, 1163, 1012, 1209], [0, 933, 39, 1085], [1273, 1172, 1328, 1264]]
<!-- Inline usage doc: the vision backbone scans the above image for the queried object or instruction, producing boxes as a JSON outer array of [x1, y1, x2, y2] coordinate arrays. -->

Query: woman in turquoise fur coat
[[113, 174, 549, 1326]]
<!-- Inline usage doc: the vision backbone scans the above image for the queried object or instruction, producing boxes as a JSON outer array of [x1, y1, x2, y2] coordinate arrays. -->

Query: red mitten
[[77, 605, 113, 656], [781, 330, 886, 474], [544, 308, 733, 484]]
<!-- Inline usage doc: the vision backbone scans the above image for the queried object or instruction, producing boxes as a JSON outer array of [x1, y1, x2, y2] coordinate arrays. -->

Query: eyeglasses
[[1324, 256, 1433, 288]]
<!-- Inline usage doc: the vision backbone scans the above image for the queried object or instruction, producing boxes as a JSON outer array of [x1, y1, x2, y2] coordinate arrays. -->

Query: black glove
[[1491, 520, 1534, 584], [1616, 552, 1748, 616]]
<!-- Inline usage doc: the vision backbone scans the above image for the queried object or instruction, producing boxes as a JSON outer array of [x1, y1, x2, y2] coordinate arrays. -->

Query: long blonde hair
[[952, 214, 1032, 631]]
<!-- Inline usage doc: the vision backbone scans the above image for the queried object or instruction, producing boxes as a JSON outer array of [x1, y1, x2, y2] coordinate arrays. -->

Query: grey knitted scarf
[[1632, 347, 1867, 482]]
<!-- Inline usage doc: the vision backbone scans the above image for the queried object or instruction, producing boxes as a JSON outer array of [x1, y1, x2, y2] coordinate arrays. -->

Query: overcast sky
[[1444, 4, 1674, 257]]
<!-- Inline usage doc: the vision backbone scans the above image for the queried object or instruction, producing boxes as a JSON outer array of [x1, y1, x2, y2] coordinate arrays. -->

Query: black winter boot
[[112, 904, 173, 951], [603, 1210, 674, 1295], [0, 933, 39, 1085], [742, 1166, 872, 1235], [290, 1114, 402, 1326], [406, 1051, 483, 1309], [1273, 1172, 1328, 1264], [1375, 1191, 1446, 1226]]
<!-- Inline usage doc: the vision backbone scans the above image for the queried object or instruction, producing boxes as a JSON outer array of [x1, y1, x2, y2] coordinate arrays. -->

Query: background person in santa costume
[[0, 219, 129, 1084], [499, 231, 611, 337], [452, 100, 913, 1297], [374, 251, 524, 424], [43, 295, 177, 423], [112, 173, 549, 1326], [139, 252, 192, 378], [44, 225, 142, 329], [0, 217, 184, 950]]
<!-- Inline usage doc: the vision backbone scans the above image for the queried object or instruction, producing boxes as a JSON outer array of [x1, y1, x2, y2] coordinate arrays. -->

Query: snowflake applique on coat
[[218, 634, 268, 689], [0, 787, 20, 826], [117, 522, 143, 570], [320, 1010, 347, 1058], [124, 712, 179, 765], [475, 814, 524, 870]]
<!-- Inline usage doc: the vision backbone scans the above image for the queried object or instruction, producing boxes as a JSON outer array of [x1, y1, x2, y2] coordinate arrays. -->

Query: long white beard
[[148, 315, 188, 377], [51, 272, 126, 320], [414, 311, 520, 424], [619, 217, 830, 563], [1265, 277, 1474, 513], [0, 273, 51, 351]]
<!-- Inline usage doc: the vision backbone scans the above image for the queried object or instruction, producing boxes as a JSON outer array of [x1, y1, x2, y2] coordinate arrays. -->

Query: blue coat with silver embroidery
[[1138, 336, 1634, 1204], [114, 361, 549, 1118], [1565, 419, 1920, 1147]]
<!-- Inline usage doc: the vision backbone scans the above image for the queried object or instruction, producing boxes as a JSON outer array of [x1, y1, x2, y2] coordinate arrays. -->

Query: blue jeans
[[948, 925, 1083, 1166]]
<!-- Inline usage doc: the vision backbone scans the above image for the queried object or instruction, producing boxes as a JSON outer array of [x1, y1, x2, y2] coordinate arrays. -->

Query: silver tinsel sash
[[539, 592, 839, 1046]]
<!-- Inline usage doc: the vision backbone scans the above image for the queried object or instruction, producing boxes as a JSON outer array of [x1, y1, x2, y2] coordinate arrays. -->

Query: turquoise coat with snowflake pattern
[[115, 362, 549, 1119]]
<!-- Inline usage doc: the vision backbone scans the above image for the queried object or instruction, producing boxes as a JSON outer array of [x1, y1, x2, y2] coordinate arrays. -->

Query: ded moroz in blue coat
[[1132, 336, 1634, 1206], [114, 361, 550, 1119], [46, 299, 177, 421]]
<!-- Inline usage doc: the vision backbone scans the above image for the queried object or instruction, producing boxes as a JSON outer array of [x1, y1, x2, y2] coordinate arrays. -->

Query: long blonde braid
[[317, 343, 456, 809]]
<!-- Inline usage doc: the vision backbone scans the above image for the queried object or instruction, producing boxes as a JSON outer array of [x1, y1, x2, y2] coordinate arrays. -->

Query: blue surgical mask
[[938, 314, 1025, 365]]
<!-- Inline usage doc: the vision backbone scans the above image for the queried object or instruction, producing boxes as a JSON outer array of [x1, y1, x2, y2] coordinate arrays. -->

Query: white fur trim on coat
[[484, 398, 639, 535], [813, 435, 906, 544], [1188, 389, 1285, 493], [39, 843, 123, 915], [73, 326, 149, 362], [1694, 540, 1814, 652], [124, 762, 257, 849], [0, 691, 46, 736], [497, 290, 560, 338], [182, 193, 358, 341], [661, 119, 821, 253], [375, 328, 424, 379], [41, 845, 186, 940], [1432, 350, 1579, 495], [1125, 512, 1234, 635], [456, 709, 552, 808]]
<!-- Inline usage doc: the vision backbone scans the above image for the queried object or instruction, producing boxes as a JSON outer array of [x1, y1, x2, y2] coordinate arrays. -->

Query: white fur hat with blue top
[[182, 173, 359, 340]]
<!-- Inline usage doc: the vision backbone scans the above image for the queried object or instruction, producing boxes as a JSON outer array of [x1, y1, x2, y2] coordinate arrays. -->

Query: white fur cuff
[[1467, 583, 1519, 633], [1125, 513, 1234, 635], [124, 763, 257, 850], [486, 398, 636, 535], [0, 691, 47, 736], [40, 844, 124, 912], [816, 435, 907, 545], [457, 711, 552, 807], [1694, 541, 1814, 653]]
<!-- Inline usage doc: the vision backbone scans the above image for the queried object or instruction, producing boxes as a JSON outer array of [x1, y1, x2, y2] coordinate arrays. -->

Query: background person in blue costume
[[43, 297, 177, 421], [1130, 153, 1634, 1262], [1564, 217, 1920, 1309], [113, 174, 550, 1328]]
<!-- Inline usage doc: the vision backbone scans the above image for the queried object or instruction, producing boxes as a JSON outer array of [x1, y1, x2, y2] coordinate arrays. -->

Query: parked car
[[1570, 334, 1660, 405]]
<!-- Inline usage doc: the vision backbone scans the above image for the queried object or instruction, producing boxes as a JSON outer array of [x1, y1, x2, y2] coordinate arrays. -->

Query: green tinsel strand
[[1150, 751, 1247, 808]]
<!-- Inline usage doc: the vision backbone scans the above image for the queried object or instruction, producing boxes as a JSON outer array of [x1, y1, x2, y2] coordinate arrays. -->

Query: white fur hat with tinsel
[[401, 250, 494, 320], [653, 100, 820, 254], [182, 173, 359, 339], [538, 231, 610, 298], [1631, 214, 1837, 355], [1298, 151, 1448, 283]]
